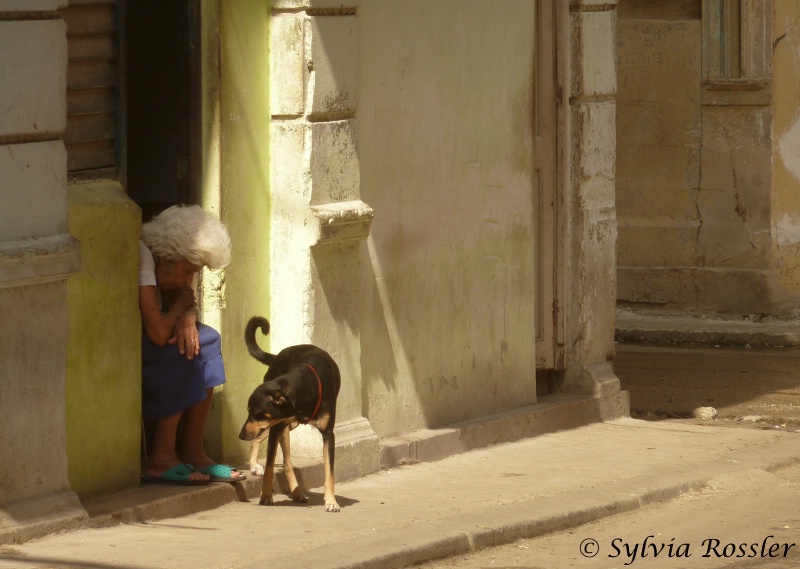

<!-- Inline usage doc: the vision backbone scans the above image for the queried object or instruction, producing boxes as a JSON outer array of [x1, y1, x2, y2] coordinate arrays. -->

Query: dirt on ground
[[630, 410, 800, 433], [614, 342, 800, 424]]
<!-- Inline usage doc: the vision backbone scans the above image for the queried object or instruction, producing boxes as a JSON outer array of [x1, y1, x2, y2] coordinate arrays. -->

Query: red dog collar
[[302, 363, 323, 423]]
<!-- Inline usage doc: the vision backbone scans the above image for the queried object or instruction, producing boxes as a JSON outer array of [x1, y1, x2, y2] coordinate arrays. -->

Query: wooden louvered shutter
[[64, 0, 120, 178]]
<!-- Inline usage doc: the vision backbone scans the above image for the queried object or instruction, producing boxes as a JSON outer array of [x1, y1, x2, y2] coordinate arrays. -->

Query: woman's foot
[[182, 452, 244, 481], [145, 458, 210, 482]]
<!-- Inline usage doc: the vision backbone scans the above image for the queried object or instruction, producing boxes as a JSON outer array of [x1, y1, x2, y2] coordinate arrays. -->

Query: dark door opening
[[125, 0, 200, 222]]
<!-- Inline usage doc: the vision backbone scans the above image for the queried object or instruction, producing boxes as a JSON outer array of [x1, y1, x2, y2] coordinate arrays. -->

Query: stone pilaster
[[270, 0, 378, 465], [562, 0, 629, 418]]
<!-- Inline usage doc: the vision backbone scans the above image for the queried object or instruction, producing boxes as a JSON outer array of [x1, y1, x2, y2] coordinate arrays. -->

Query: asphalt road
[[409, 457, 800, 569]]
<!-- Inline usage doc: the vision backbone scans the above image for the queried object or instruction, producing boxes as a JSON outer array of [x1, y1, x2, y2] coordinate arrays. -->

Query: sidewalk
[[2, 416, 799, 569]]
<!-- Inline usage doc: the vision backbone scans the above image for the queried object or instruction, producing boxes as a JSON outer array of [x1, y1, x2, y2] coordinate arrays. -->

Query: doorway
[[125, 0, 201, 221]]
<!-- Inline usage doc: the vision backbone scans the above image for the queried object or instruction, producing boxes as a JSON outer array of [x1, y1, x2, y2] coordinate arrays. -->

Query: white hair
[[141, 205, 231, 269]]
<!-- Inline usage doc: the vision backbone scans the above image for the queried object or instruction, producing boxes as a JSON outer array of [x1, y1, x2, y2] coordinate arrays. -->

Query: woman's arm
[[139, 284, 196, 347]]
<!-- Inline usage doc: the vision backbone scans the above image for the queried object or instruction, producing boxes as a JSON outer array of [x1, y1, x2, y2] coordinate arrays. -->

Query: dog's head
[[238, 383, 296, 441]]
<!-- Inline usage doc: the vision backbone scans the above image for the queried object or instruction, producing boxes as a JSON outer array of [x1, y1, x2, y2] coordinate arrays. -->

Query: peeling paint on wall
[[775, 213, 800, 247], [778, 111, 800, 182]]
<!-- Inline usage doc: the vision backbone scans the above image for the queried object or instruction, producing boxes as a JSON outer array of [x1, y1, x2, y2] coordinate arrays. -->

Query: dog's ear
[[270, 389, 295, 412]]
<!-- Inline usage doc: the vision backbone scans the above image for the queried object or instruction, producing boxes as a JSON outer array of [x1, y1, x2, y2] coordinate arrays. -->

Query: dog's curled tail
[[245, 316, 275, 365]]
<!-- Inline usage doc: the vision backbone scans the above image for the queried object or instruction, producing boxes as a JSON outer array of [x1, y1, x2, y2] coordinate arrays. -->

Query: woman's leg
[[145, 411, 209, 481], [180, 388, 243, 478]]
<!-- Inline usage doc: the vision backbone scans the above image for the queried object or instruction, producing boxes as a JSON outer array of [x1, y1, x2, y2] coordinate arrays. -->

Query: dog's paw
[[290, 487, 308, 503], [258, 494, 274, 506], [250, 463, 265, 476], [325, 501, 341, 513]]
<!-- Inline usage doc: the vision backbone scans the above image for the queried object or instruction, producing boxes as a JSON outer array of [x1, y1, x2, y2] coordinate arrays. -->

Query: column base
[[0, 490, 88, 545]]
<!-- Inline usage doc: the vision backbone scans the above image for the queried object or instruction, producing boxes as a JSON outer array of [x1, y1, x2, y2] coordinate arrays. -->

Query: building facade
[[617, 0, 800, 318], [0, 0, 626, 543]]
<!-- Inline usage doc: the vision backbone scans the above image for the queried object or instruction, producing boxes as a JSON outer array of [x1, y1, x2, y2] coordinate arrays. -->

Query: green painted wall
[[216, 0, 272, 467], [66, 182, 142, 497]]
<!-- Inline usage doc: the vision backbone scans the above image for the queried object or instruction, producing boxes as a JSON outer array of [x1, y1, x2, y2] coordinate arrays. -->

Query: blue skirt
[[141, 323, 226, 421]]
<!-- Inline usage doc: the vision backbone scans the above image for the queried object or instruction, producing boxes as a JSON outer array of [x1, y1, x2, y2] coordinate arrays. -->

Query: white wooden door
[[533, 0, 565, 370]]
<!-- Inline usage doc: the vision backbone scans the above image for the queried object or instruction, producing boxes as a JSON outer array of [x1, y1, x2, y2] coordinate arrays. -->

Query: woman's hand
[[165, 285, 198, 358], [170, 310, 199, 359]]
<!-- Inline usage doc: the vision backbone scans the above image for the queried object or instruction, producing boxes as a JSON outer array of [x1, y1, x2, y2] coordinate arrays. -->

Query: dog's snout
[[239, 421, 256, 441], [239, 419, 267, 441]]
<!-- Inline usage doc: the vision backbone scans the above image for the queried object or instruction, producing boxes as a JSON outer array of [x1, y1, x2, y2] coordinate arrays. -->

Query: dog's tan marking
[[279, 428, 308, 502], [322, 436, 339, 512], [259, 446, 276, 506], [240, 420, 262, 440], [310, 411, 331, 432]]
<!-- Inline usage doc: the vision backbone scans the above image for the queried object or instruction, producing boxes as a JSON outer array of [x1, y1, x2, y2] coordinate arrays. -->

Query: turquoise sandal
[[141, 463, 211, 486], [198, 464, 247, 483]]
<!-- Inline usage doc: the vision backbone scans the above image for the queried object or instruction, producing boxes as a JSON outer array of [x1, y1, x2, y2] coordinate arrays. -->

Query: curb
[[616, 311, 800, 348], [250, 438, 800, 569]]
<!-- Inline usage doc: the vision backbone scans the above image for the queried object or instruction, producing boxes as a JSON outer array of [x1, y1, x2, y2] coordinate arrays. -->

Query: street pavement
[[412, 460, 800, 568], [1, 417, 799, 569]]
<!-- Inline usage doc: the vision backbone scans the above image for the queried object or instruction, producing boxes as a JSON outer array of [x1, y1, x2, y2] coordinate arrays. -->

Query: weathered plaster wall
[[0, 285, 70, 501], [0, 0, 86, 543], [771, 1, 800, 308], [616, 11, 704, 308], [616, 0, 777, 315], [66, 182, 141, 498], [265, 0, 627, 459], [357, 0, 538, 436]]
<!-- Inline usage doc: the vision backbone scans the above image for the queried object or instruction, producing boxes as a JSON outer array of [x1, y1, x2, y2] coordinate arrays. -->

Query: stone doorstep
[[75, 393, 625, 533], [616, 310, 800, 347]]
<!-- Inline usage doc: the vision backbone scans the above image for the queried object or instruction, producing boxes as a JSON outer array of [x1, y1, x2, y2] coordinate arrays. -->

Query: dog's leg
[[259, 425, 283, 505], [249, 431, 267, 476], [278, 427, 308, 503], [322, 431, 340, 512]]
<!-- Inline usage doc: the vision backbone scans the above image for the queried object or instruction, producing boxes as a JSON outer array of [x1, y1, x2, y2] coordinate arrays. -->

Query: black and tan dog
[[238, 316, 342, 512]]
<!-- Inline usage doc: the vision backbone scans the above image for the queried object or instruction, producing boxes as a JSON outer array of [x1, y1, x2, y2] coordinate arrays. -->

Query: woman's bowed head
[[142, 204, 231, 273], [139, 205, 244, 485], [140, 205, 231, 351]]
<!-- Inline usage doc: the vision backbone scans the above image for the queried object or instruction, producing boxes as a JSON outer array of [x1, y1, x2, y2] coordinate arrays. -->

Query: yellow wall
[[66, 181, 142, 497], [215, 0, 272, 467]]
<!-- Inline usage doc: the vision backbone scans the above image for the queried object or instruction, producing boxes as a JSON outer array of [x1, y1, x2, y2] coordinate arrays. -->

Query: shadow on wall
[[342, 0, 540, 437]]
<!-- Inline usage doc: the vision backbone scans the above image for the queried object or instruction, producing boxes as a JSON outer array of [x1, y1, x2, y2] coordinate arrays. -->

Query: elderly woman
[[139, 205, 244, 484]]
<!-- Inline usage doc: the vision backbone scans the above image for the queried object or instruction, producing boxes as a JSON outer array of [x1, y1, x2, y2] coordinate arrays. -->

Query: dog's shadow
[[250, 469, 360, 509], [254, 490, 359, 510]]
